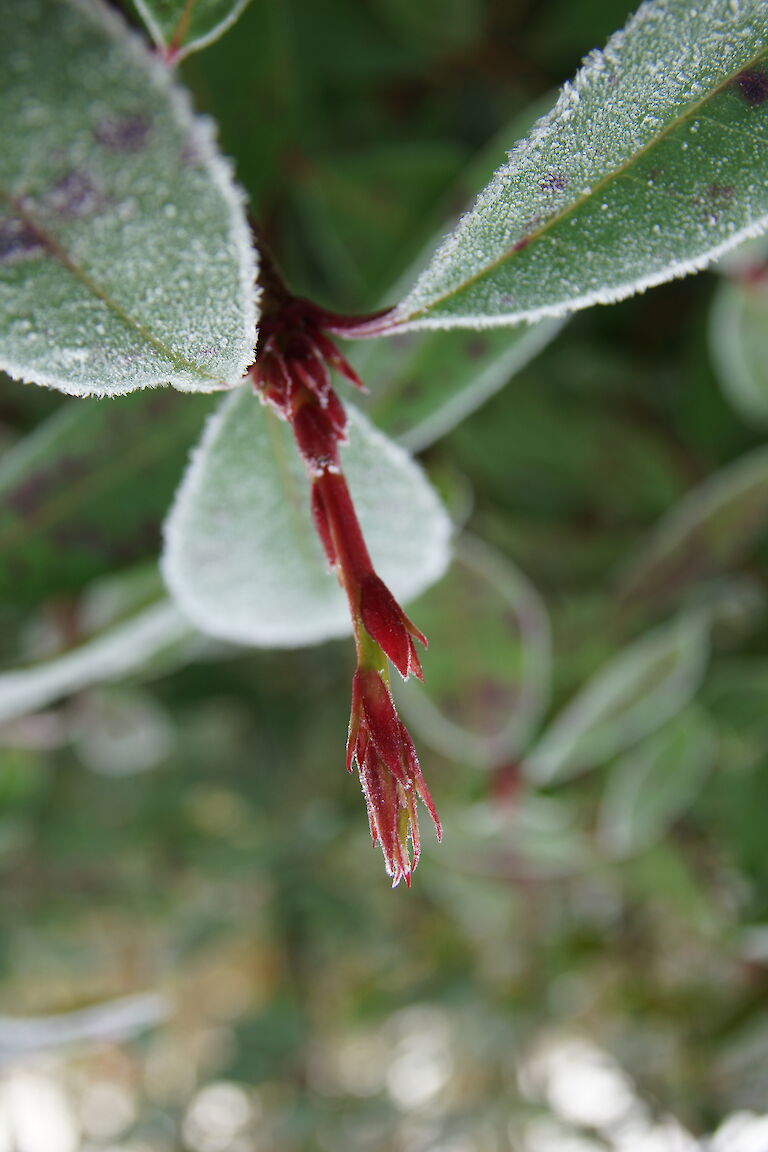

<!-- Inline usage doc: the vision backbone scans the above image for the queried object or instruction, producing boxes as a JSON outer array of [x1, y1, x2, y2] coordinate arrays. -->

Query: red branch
[[249, 292, 440, 887]]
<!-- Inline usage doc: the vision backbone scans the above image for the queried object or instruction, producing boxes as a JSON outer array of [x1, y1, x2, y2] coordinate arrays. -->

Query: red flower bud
[[292, 403, 341, 476], [347, 668, 441, 887], [359, 573, 426, 681]]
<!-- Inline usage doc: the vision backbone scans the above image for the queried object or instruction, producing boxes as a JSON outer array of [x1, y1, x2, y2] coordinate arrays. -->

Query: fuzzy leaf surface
[[133, 0, 253, 60], [0, 0, 256, 396], [162, 389, 452, 646], [390, 0, 768, 331]]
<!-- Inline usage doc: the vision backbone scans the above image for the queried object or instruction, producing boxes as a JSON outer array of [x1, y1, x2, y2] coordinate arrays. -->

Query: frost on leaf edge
[[389, 0, 768, 333], [0, 0, 259, 398]]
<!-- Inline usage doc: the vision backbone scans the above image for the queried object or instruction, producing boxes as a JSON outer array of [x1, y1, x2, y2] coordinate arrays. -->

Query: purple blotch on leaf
[[49, 171, 106, 219], [733, 67, 768, 107], [539, 171, 568, 193], [94, 113, 152, 153], [0, 217, 45, 263]]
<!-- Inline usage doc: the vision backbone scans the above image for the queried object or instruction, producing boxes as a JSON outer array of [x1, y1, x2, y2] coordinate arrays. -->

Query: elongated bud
[[359, 573, 426, 681]]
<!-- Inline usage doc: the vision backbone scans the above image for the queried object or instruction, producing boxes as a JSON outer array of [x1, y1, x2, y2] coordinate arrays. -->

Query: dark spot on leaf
[[49, 170, 107, 219], [706, 183, 735, 202], [539, 171, 568, 193], [465, 338, 490, 359], [180, 140, 205, 168], [94, 113, 152, 153], [733, 67, 768, 107], [512, 236, 530, 253], [0, 216, 45, 263]]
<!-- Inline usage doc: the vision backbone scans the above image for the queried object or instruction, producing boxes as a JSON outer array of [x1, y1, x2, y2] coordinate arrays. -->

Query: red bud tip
[[359, 573, 427, 681], [348, 667, 440, 886]]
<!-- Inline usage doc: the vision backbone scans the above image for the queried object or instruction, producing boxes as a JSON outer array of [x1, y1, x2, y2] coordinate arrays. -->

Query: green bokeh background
[[2, 1, 768, 1149]]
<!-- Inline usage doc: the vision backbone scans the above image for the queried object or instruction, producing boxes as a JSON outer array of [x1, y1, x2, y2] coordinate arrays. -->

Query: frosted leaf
[[596, 709, 717, 858], [523, 614, 709, 785], [0, 0, 257, 396], [161, 387, 453, 646], [619, 445, 768, 603], [0, 602, 193, 725], [133, 0, 253, 60], [710, 241, 768, 424], [394, 535, 551, 768], [390, 0, 768, 331]]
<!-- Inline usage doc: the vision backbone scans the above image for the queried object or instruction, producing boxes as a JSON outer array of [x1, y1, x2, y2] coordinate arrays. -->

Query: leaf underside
[[0, 0, 257, 397], [392, 0, 768, 330], [133, 0, 253, 60], [161, 388, 453, 647]]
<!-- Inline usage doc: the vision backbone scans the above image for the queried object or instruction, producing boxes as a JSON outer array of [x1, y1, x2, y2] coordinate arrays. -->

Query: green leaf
[[619, 445, 768, 603], [596, 709, 717, 858], [0, 390, 216, 606], [161, 388, 452, 646], [0, 0, 256, 396], [710, 242, 768, 424], [133, 0, 253, 61], [524, 614, 709, 785], [353, 318, 564, 451], [388, 0, 768, 331], [394, 535, 550, 767], [0, 601, 193, 726]]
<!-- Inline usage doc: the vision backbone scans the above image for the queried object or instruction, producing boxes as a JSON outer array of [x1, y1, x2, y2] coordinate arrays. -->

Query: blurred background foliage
[[2, 0, 768, 1149]]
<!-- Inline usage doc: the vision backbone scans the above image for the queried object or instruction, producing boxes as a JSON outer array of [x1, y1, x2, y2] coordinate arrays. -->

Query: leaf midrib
[[403, 43, 768, 320], [1, 192, 226, 386]]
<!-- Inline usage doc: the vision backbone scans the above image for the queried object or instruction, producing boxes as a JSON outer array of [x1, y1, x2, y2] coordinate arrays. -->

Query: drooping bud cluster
[[249, 289, 441, 886]]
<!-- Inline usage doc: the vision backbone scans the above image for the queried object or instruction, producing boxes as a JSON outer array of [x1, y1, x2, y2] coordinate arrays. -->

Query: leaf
[[710, 253, 768, 425], [353, 318, 564, 452], [523, 614, 709, 785], [596, 709, 717, 858], [0, 0, 256, 397], [133, 0, 253, 60], [394, 535, 550, 767], [387, 0, 768, 331], [0, 601, 194, 726], [619, 445, 768, 603], [161, 388, 452, 646], [0, 993, 170, 1063], [0, 390, 216, 606]]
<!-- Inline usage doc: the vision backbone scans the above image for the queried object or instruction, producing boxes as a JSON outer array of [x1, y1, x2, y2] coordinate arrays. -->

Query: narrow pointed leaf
[[619, 445, 768, 603], [597, 710, 717, 858], [0, 601, 193, 726], [524, 614, 709, 785], [162, 388, 452, 646], [389, 0, 768, 332], [0, 391, 216, 606], [0, 0, 257, 396], [133, 0, 253, 61], [710, 239, 768, 424], [353, 318, 563, 451]]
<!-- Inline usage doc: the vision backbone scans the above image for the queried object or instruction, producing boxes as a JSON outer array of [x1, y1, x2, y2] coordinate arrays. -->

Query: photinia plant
[[0, 0, 766, 885]]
